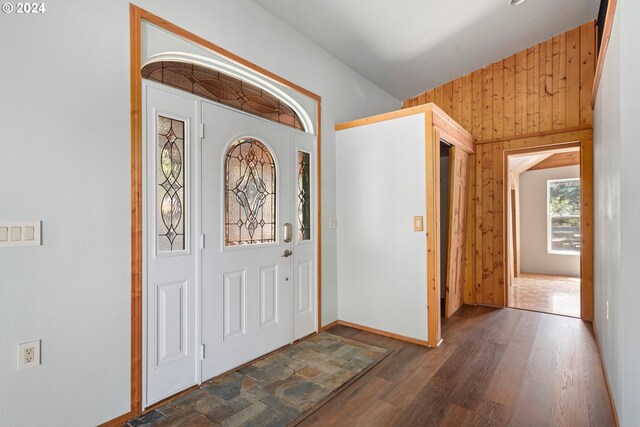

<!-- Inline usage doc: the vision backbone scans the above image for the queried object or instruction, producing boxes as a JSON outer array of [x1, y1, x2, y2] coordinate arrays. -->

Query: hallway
[[302, 306, 613, 426]]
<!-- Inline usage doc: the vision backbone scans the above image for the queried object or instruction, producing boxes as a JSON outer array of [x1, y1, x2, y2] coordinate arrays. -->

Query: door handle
[[283, 223, 292, 243], [282, 249, 293, 258]]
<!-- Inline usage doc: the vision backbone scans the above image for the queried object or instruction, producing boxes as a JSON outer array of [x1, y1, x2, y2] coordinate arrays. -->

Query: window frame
[[546, 177, 581, 256]]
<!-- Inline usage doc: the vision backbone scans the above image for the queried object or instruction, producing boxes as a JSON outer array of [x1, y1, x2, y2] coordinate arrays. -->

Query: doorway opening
[[440, 142, 451, 316], [506, 146, 581, 317]]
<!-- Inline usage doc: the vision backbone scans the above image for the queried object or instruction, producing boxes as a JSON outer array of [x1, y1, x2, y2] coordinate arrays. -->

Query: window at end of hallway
[[547, 178, 580, 255]]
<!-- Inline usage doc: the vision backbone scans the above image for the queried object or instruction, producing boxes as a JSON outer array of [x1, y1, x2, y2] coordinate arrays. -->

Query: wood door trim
[[129, 3, 143, 415], [432, 115, 476, 344], [425, 115, 441, 347], [127, 3, 323, 421], [592, 0, 618, 107], [502, 135, 594, 321], [98, 411, 135, 427], [336, 103, 474, 154], [475, 125, 593, 145]]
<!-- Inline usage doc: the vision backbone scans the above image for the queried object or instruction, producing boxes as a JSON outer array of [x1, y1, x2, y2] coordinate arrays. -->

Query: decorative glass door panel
[[297, 151, 311, 242], [224, 138, 276, 246], [157, 115, 186, 253]]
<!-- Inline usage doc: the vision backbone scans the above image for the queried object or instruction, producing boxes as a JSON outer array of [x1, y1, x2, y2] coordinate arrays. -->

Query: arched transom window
[[142, 60, 305, 131]]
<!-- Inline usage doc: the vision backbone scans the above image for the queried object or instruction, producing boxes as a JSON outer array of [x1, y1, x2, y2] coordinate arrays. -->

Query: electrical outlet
[[17, 340, 40, 371], [25, 347, 34, 363]]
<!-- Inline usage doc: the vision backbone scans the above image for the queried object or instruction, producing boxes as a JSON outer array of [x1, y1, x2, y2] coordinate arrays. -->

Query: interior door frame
[[129, 4, 322, 418], [501, 133, 594, 321], [425, 105, 475, 347]]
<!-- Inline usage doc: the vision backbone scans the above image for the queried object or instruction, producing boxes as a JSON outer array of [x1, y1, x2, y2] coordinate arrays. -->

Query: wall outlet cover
[[18, 340, 41, 371]]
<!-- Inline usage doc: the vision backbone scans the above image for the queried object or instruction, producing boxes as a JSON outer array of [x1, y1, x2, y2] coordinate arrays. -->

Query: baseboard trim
[[336, 320, 429, 347], [319, 320, 339, 331], [592, 322, 620, 427], [98, 410, 134, 427]]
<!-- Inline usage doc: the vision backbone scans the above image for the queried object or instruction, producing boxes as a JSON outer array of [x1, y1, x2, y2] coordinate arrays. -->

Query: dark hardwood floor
[[300, 306, 614, 426]]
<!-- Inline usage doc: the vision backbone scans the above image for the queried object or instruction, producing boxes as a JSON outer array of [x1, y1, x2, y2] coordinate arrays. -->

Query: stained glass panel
[[225, 138, 276, 246], [297, 151, 311, 241], [142, 61, 304, 130], [157, 115, 186, 252]]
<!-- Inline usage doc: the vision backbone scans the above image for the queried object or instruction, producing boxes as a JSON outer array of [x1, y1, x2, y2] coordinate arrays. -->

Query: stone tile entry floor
[[126, 332, 389, 426]]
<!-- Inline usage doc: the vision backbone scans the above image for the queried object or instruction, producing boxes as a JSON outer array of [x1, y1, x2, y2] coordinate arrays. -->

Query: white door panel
[[156, 280, 188, 365], [201, 101, 295, 380], [292, 132, 317, 340], [296, 261, 312, 316], [223, 270, 246, 340], [260, 265, 279, 327], [144, 83, 198, 406]]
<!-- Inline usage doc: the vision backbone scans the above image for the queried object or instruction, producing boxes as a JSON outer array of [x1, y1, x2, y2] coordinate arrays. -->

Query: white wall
[[336, 114, 428, 342], [593, 0, 640, 424], [519, 166, 580, 277], [0, 1, 399, 425]]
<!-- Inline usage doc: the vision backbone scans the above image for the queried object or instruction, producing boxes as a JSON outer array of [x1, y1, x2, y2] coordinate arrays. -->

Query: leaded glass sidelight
[[225, 138, 276, 246], [157, 115, 186, 252], [297, 151, 311, 241]]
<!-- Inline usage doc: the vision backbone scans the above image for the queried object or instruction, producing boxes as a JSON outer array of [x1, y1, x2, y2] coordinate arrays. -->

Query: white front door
[[144, 83, 318, 398], [144, 84, 198, 406], [201, 101, 295, 380]]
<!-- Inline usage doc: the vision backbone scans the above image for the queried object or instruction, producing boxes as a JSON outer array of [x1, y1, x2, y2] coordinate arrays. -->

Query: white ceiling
[[252, 0, 600, 100]]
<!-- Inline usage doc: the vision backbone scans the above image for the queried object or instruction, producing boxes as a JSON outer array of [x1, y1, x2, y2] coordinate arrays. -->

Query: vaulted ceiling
[[252, 0, 600, 100]]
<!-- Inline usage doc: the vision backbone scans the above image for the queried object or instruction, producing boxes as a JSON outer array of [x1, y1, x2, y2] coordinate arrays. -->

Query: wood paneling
[[404, 22, 595, 319], [467, 132, 593, 313], [405, 22, 595, 142], [580, 23, 596, 126]]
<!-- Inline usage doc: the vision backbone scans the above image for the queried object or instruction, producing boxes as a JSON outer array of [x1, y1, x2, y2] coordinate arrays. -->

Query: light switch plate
[[413, 216, 424, 232], [329, 218, 338, 229], [0, 221, 41, 247]]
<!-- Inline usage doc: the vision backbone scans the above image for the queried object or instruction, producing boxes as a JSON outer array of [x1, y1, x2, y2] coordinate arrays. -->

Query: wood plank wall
[[403, 22, 596, 307]]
